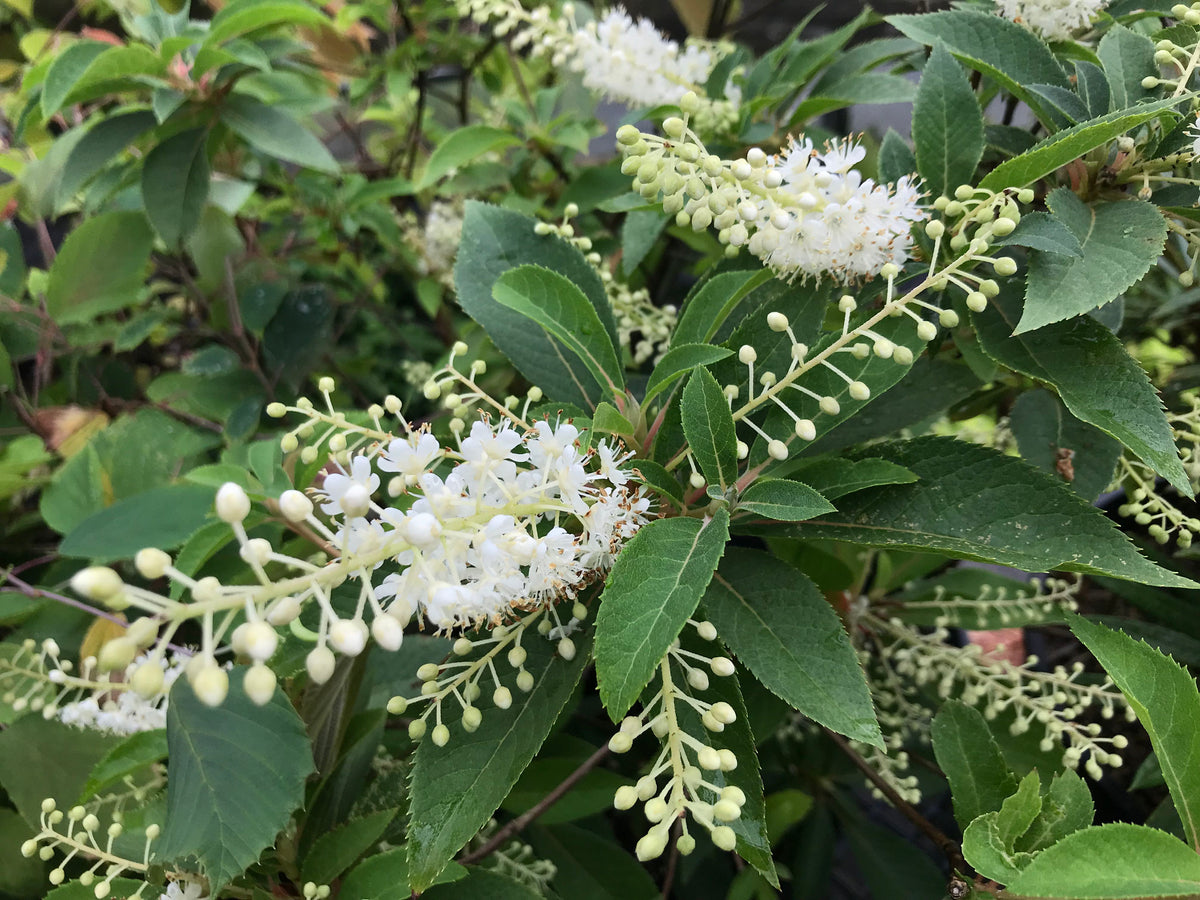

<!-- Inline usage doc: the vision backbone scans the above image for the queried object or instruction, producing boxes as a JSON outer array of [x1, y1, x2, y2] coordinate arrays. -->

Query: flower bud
[[848, 381, 871, 401], [215, 483, 251, 524], [371, 614, 405, 651], [432, 724, 450, 747], [244, 664, 277, 706], [636, 830, 668, 861], [718, 748, 738, 771], [557, 637, 576, 660], [516, 670, 535, 692], [767, 440, 789, 461], [710, 701, 737, 724], [711, 825, 737, 851], [697, 746, 721, 770], [329, 619, 368, 656], [279, 490, 314, 522], [130, 660, 166, 698], [70, 567, 124, 603], [714, 799, 741, 822], [609, 732, 634, 753], [134, 548, 172, 580], [306, 646, 336, 684], [192, 665, 229, 707], [462, 707, 483, 732], [266, 596, 302, 626], [614, 785, 638, 809], [98, 637, 137, 673], [493, 686, 512, 709], [710, 657, 735, 677], [126, 617, 159, 649], [677, 833, 696, 855], [241, 621, 279, 662]]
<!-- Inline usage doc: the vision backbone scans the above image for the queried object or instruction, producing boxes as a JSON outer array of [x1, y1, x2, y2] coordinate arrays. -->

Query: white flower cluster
[[459, 0, 739, 130], [58, 654, 184, 735], [617, 110, 926, 283], [69, 372, 649, 707], [994, 0, 1108, 40], [416, 201, 464, 283]]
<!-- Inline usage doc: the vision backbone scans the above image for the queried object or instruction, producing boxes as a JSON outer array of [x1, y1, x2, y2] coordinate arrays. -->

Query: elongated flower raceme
[[68, 372, 649, 707], [994, 0, 1108, 40], [617, 101, 927, 283]]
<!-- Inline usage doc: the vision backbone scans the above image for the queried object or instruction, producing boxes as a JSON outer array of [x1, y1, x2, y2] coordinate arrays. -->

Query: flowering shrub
[[4, 0, 1200, 898]]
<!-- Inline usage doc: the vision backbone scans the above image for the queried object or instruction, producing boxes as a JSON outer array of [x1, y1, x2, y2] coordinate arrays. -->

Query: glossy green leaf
[[1010, 388, 1122, 500], [644, 344, 732, 406], [1098, 25, 1155, 110], [878, 128, 917, 185], [46, 212, 154, 325], [456, 203, 616, 410], [1007, 823, 1200, 898], [704, 548, 881, 746], [493, 264, 624, 401], [141, 128, 210, 246], [991, 211, 1083, 256], [502, 753, 630, 824], [670, 269, 773, 348], [735, 478, 834, 522], [620, 209, 670, 277], [975, 284, 1191, 498], [424, 868, 542, 899], [912, 41, 984, 198], [341, 850, 464, 899], [158, 668, 313, 894], [59, 483, 215, 560], [41, 42, 108, 118], [300, 808, 398, 886], [58, 110, 157, 203], [205, 0, 328, 46], [628, 458, 683, 506], [962, 771, 1042, 883], [888, 11, 1067, 104], [681, 367, 738, 490], [221, 93, 338, 173], [1076, 61, 1111, 118], [594, 510, 729, 719], [979, 96, 1185, 190], [80, 729, 167, 801], [1019, 189, 1166, 333], [1071, 616, 1200, 852], [787, 72, 917, 125], [418, 125, 521, 190], [931, 701, 1019, 830], [773, 437, 1194, 587], [406, 628, 593, 890], [843, 812, 947, 900], [783, 457, 918, 501], [0, 807, 44, 897], [1019, 770, 1094, 852]]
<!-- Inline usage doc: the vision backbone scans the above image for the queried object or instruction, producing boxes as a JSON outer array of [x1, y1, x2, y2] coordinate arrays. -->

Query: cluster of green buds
[[535, 204, 677, 365], [606, 620, 744, 861], [1116, 393, 1200, 546], [863, 612, 1132, 781], [891, 575, 1082, 629], [386, 605, 584, 746], [21, 799, 159, 899], [470, 819, 557, 892], [1143, 7, 1200, 92]]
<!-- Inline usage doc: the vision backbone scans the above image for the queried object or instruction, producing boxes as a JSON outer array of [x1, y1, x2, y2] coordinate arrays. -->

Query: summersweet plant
[[5, 0, 1200, 897]]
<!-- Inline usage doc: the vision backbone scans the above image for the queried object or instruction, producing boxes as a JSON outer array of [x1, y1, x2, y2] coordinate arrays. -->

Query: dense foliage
[[3, 0, 1200, 898]]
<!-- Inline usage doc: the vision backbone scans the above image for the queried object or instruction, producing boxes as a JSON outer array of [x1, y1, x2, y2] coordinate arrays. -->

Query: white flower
[[318, 455, 380, 517], [59, 654, 185, 735], [994, 0, 1108, 41], [378, 431, 443, 482], [160, 881, 206, 900]]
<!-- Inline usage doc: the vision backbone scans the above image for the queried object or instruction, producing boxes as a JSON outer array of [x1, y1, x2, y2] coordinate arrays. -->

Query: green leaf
[[341, 849, 464, 898], [64, 45, 165, 102], [670, 269, 775, 349], [158, 668, 313, 894], [493, 264, 624, 402], [931, 701, 1019, 831], [842, 812, 947, 900], [59, 483, 215, 560], [735, 479, 834, 522], [423, 868, 543, 899], [502, 752, 630, 824], [1098, 25, 1155, 111], [1070, 616, 1200, 852], [46, 211, 154, 325], [594, 510, 730, 719], [590, 401, 634, 438], [141, 128, 210, 246], [1019, 770, 1094, 852], [1006, 823, 1200, 898], [300, 808, 398, 886], [643, 344, 733, 406], [703, 548, 881, 746], [620, 209, 670, 277], [221, 93, 338, 173], [974, 283, 1191, 498], [1010, 388, 1122, 500], [962, 771, 1042, 883], [681, 368, 738, 490], [629, 459, 683, 506], [878, 128, 917, 186], [0, 717, 120, 829], [80, 729, 168, 801], [991, 211, 1083, 256], [45, 879, 146, 900], [1018, 189, 1167, 332], [58, 110, 157, 203], [41, 41, 108, 119], [455, 202, 616, 410], [771, 436, 1194, 587], [1076, 61, 1111, 118], [979, 96, 1186, 190], [787, 72, 918, 125], [782, 457, 918, 501], [417, 125, 521, 190], [0, 807, 44, 897], [205, 0, 328, 46], [406, 637, 591, 891], [528, 824, 659, 900], [912, 41, 984, 198], [888, 11, 1067, 107]]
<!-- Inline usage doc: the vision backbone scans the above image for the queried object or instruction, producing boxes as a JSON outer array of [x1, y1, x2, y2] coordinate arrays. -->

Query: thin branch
[[660, 818, 681, 898], [823, 727, 968, 876], [458, 744, 610, 864]]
